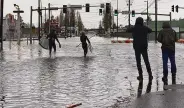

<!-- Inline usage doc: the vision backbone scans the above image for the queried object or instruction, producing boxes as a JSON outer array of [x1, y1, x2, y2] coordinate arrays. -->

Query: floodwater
[[1, 36, 184, 108]]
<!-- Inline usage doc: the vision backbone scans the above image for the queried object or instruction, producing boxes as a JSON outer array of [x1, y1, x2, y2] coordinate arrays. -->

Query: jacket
[[157, 22, 178, 51], [127, 17, 152, 51]]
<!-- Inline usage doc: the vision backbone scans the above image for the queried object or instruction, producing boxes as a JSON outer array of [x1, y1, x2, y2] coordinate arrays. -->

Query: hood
[[162, 22, 171, 29], [135, 17, 144, 26]]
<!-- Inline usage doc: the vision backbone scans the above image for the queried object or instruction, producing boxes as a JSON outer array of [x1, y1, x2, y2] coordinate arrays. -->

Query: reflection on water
[[137, 80, 152, 98]]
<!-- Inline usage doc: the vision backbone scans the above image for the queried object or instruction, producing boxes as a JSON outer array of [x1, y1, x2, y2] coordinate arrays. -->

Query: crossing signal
[[86, 3, 90, 12], [172, 5, 174, 12], [132, 10, 135, 17], [106, 3, 110, 14], [114, 10, 118, 16], [63, 5, 67, 13], [176, 5, 179, 13], [99, 9, 102, 15]]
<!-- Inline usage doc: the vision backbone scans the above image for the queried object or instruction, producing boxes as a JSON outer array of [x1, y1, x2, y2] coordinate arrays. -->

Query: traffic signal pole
[[128, 0, 131, 28], [117, 0, 118, 40], [38, 0, 41, 41], [30, 6, 33, 44], [155, 0, 158, 43], [0, 0, 4, 51]]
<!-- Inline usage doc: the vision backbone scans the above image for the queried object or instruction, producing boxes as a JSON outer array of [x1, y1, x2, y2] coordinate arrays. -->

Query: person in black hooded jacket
[[80, 32, 91, 57], [126, 17, 153, 81]]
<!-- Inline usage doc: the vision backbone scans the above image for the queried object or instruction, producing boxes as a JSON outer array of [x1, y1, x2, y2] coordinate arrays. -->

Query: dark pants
[[162, 48, 176, 77], [135, 49, 152, 76], [82, 43, 88, 57], [49, 41, 56, 55]]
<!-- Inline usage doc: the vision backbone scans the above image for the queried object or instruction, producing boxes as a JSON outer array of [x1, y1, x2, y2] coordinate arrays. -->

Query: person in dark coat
[[47, 30, 61, 56], [80, 32, 91, 57], [158, 22, 178, 85], [126, 17, 153, 81]]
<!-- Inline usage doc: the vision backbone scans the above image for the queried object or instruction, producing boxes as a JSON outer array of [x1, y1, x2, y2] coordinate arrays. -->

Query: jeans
[[135, 49, 152, 76], [162, 48, 177, 77]]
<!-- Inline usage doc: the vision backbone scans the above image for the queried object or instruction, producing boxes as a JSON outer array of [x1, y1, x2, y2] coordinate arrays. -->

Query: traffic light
[[99, 9, 102, 15], [86, 3, 90, 12], [106, 3, 110, 14], [114, 10, 118, 16], [63, 5, 67, 13], [172, 5, 174, 12], [100, 4, 104, 8], [132, 10, 135, 17], [176, 5, 179, 13]]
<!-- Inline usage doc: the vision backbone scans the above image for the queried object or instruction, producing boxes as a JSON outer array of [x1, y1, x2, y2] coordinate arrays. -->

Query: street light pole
[[38, 0, 41, 41], [128, 0, 131, 28], [155, 0, 158, 43], [117, 0, 118, 40], [0, 0, 4, 51], [145, 0, 149, 26]]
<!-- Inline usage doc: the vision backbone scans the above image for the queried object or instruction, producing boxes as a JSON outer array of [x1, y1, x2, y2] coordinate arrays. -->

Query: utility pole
[[117, 0, 119, 40], [45, 7, 46, 23], [145, 0, 149, 26], [0, 0, 4, 51], [48, 3, 51, 34], [30, 6, 33, 44], [155, 0, 158, 43], [38, 0, 41, 41], [128, 0, 131, 28], [170, 12, 172, 25]]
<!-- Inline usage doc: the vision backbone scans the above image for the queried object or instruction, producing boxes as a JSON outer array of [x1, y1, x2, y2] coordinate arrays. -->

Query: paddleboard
[[39, 37, 49, 50], [88, 43, 93, 53]]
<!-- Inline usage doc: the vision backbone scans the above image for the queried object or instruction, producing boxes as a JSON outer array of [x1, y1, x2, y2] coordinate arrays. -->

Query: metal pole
[[170, 12, 172, 25], [0, 0, 4, 51], [38, 0, 40, 41], [147, 0, 149, 26], [17, 8, 21, 45], [128, 0, 131, 28], [44, 7, 46, 35], [117, 0, 118, 40], [65, 13, 67, 38], [155, 0, 158, 43], [40, 14, 43, 37], [48, 3, 51, 34], [30, 6, 33, 44], [109, 3, 111, 36]]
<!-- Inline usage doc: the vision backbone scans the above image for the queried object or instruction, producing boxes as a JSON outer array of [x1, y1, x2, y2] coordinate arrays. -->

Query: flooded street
[[1, 36, 184, 108]]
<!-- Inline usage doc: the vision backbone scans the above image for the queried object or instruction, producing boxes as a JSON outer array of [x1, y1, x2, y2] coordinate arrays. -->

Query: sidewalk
[[128, 84, 184, 108]]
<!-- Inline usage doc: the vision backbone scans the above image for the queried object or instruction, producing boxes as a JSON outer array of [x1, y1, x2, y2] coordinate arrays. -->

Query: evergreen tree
[[102, 8, 112, 32], [59, 10, 64, 27], [70, 9, 75, 27], [76, 12, 84, 32], [98, 20, 103, 34]]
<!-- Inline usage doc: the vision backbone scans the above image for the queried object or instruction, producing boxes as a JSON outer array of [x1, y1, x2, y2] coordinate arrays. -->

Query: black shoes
[[162, 77, 168, 85]]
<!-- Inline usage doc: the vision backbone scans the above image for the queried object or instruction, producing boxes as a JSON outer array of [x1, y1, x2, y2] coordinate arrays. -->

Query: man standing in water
[[126, 17, 153, 81], [80, 32, 91, 57], [47, 30, 61, 56]]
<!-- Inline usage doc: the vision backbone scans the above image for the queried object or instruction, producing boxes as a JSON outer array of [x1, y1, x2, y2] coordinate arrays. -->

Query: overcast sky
[[3, 0, 184, 28]]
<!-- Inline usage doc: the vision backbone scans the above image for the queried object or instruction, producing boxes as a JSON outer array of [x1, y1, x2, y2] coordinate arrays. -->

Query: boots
[[162, 77, 168, 86], [172, 73, 176, 84]]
